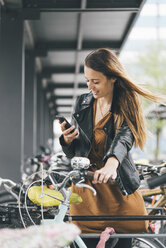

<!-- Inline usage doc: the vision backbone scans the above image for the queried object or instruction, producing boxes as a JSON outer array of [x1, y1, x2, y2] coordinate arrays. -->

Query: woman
[[59, 48, 165, 248]]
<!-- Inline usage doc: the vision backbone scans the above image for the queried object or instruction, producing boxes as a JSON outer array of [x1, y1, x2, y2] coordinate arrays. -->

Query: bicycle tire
[[67, 238, 165, 248], [132, 237, 166, 248], [159, 223, 166, 246]]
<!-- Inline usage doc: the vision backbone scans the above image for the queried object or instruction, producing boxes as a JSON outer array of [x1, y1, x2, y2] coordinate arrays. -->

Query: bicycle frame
[[136, 161, 166, 216], [41, 186, 87, 248], [140, 186, 166, 215]]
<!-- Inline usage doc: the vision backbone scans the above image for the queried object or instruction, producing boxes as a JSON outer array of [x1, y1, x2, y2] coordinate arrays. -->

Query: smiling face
[[84, 66, 115, 99]]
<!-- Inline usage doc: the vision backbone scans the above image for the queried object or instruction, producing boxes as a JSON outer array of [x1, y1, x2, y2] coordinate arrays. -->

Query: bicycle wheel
[[132, 238, 166, 248], [159, 223, 166, 246]]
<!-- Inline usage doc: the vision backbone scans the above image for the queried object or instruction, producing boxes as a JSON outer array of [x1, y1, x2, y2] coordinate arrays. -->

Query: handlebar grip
[[86, 171, 115, 184], [147, 172, 166, 189]]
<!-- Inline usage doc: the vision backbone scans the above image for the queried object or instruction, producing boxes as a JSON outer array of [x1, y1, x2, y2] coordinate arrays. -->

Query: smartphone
[[56, 115, 75, 133]]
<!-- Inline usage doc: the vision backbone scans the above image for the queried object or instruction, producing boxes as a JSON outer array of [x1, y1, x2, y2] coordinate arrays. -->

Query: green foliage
[[132, 40, 166, 160], [147, 119, 166, 131], [136, 40, 166, 94]]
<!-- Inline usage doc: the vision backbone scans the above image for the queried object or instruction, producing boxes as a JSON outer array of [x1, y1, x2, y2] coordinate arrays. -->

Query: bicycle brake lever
[[75, 181, 97, 196]]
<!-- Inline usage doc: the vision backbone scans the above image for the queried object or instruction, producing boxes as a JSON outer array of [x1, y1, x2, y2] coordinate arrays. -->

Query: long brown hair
[[84, 48, 165, 150]]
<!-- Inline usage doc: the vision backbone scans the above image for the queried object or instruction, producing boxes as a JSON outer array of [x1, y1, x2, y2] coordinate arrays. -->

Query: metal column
[[0, 9, 24, 181]]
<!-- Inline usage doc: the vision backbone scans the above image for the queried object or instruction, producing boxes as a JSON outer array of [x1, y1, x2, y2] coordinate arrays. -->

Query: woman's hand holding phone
[[57, 116, 79, 145]]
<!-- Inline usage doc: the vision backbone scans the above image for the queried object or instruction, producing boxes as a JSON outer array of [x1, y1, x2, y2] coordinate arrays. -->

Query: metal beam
[[48, 83, 74, 90], [35, 40, 121, 55], [56, 104, 72, 108], [38, 8, 139, 13], [5, 7, 137, 18], [35, 41, 77, 55], [2, 1, 40, 20], [55, 112, 71, 116], [12, 7, 138, 20], [83, 40, 121, 50], [23, 0, 142, 10], [47, 82, 87, 89], [55, 95, 73, 99], [3, 0, 22, 8], [41, 68, 85, 79], [42, 66, 78, 75]]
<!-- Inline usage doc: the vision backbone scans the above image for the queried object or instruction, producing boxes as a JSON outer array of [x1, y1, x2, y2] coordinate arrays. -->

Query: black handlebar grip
[[147, 172, 166, 189], [86, 171, 115, 185]]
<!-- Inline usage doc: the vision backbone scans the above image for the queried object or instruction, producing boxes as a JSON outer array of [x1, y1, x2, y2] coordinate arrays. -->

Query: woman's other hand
[[92, 157, 119, 184], [61, 121, 79, 145]]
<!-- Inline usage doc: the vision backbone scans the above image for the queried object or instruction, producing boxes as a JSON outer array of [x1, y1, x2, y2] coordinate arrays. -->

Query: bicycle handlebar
[[147, 172, 166, 189], [85, 171, 115, 185], [135, 160, 166, 168], [47, 168, 115, 198], [140, 172, 166, 189], [0, 178, 16, 187]]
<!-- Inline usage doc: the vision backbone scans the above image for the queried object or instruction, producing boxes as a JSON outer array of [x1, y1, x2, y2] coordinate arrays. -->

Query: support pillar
[[24, 51, 37, 160], [0, 9, 24, 181]]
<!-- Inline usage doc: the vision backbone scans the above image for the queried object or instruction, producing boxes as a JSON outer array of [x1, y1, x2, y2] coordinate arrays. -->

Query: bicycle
[[27, 156, 166, 248], [136, 160, 166, 216], [0, 156, 166, 247], [137, 164, 166, 247]]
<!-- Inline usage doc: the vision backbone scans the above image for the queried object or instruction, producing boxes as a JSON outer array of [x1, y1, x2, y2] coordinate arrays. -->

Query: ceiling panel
[[33, 12, 78, 41], [51, 73, 86, 83], [40, 51, 77, 67], [83, 12, 131, 40]]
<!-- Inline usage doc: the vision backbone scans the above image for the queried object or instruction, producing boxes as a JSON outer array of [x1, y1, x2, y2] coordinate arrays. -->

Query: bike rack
[[65, 211, 166, 241], [80, 233, 166, 239], [66, 215, 166, 221]]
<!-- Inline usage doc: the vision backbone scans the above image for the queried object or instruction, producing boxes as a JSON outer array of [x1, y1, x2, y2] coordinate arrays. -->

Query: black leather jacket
[[60, 92, 140, 195]]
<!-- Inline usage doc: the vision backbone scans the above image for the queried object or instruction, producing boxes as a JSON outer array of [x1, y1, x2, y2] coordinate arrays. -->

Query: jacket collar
[[82, 91, 94, 106], [80, 91, 115, 113]]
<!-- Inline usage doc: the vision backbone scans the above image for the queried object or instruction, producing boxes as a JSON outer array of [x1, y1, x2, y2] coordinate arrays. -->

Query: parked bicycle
[[27, 156, 166, 248], [137, 162, 166, 247], [135, 160, 166, 214], [1, 156, 166, 247]]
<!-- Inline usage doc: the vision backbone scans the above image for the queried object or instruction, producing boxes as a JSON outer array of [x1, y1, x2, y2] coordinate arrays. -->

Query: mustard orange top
[[70, 100, 148, 234]]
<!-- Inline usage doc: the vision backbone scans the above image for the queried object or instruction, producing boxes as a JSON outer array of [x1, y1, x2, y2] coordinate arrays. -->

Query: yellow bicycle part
[[28, 186, 82, 207]]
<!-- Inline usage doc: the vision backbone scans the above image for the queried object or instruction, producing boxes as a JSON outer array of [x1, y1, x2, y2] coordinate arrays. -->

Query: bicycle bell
[[71, 157, 90, 169]]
